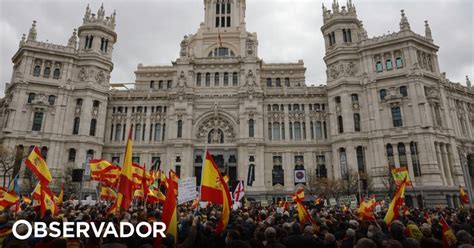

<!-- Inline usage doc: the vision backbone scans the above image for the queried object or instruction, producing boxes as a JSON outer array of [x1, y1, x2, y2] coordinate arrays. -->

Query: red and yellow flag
[[391, 167, 412, 186], [200, 150, 232, 234], [40, 185, 58, 217], [358, 195, 376, 221], [384, 178, 407, 224], [0, 188, 19, 211], [154, 171, 179, 247], [116, 128, 134, 211], [291, 188, 314, 224], [439, 215, 456, 248], [25, 146, 52, 184], [459, 185, 470, 204], [22, 195, 32, 204], [56, 183, 64, 205], [101, 187, 117, 201]]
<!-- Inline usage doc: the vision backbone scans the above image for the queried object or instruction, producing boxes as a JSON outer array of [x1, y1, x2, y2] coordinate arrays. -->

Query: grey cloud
[[0, 0, 472, 96]]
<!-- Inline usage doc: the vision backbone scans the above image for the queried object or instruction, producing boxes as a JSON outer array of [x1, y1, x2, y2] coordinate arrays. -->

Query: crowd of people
[[0, 200, 473, 248]]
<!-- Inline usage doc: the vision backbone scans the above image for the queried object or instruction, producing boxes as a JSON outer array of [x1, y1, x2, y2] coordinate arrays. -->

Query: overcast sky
[[0, 0, 472, 96]]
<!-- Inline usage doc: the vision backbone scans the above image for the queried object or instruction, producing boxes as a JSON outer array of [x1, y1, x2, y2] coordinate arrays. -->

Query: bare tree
[[379, 168, 395, 198], [0, 145, 17, 187]]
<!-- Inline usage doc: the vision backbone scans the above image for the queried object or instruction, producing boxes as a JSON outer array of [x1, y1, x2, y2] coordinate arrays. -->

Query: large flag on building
[[0, 188, 19, 211], [154, 170, 179, 247], [391, 167, 412, 186], [116, 128, 134, 211], [384, 178, 408, 224], [25, 146, 52, 184], [459, 185, 470, 204], [232, 180, 244, 210], [200, 150, 232, 234], [439, 215, 456, 248], [40, 185, 58, 217]]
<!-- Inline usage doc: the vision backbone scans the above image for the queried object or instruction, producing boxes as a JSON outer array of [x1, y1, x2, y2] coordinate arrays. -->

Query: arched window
[[315, 121, 322, 139], [76, 98, 83, 106], [70, 117, 80, 135], [177, 120, 183, 138], [205, 73, 211, 86], [86, 149, 94, 162], [275, 78, 281, 87], [68, 148, 76, 162], [84, 35, 89, 49], [158, 80, 164, 89], [28, 93, 35, 103], [214, 72, 220, 86], [340, 148, 348, 180], [354, 113, 361, 132], [150, 80, 155, 89], [284, 78, 290, 87], [294, 122, 301, 140], [387, 144, 395, 167], [42, 66, 51, 78], [272, 104, 279, 111], [53, 68, 60, 79], [272, 165, 284, 186], [386, 59, 393, 70], [232, 72, 238, 86], [32, 112, 43, 131], [375, 61, 383, 72], [208, 47, 234, 57], [88, 36, 93, 49], [196, 73, 202, 86], [380, 89, 387, 100], [33, 65, 41, 76], [410, 142, 421, 177], [115, 124, 122, 141], [266, 78, 272, 87], [335, 96, 341, 104], [48, 95, 55, 105], [249, 119, 255, 138], [89, 119, 97, 136], [134, 124, 141, 141], [273, 122, 281, 141], [293, 104, 300, 111], [223, 72, 229, 86], [154, 123, 161, 141], [338, 115, 344, 133], [93, 100, 100, 108], [351, 93, 359, 102], [391, 106, 403, 127], [398, 143, 407, 166], [41, 146, 48, 160], [400, 86, 408, 97], [396, 57, 403, 68]]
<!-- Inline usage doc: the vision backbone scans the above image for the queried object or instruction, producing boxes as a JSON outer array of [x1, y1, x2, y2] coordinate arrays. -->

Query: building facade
[[1, 0, 473, 207]]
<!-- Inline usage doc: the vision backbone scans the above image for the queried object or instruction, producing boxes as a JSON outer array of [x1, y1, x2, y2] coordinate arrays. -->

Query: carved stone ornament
[[96, 70, 106, 84], [196, 115, 236, 142], [78, 67, 88, 81]]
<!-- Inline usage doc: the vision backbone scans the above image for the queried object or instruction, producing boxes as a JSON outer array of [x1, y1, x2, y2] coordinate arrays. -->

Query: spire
[[332, 0, 340, 13], [359, 20, 368, 39], [322, 3, 328, 20], [466, 76, 471, 88], [27, 20, 37, 41], [19, 33, 26, 47], [111, 9, 116, 24], [399, 9, 411, 31], [84, 4, 91, 22], [68, 29, 78, 48], [424, 20, 432, 40], [97, 3, 105, 20]]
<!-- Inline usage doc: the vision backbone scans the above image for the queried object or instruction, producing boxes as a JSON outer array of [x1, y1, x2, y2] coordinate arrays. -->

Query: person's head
[[264, 227, 277, 242], [356, 238, 377, 248], [346, 228, 356, 239], [349, 220, 360, 230], [324, 233, 336, 245], [303, 226, 314, 237], [389, 221, 405, 241], [456, 230, 472, 245], [226, 230, 241, 244]]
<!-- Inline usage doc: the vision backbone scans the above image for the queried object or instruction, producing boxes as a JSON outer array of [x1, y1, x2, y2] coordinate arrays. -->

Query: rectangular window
[[356, 146, 366, 173], [316, 155, 327, 178], [227, 17, 231, 27], [132, 156, 140, 164], [32, 112, 43, 131], [391, 107, 403, 127]]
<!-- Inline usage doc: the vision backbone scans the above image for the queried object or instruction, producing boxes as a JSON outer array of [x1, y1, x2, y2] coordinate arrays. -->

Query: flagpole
[[413, 142, 426, 208]]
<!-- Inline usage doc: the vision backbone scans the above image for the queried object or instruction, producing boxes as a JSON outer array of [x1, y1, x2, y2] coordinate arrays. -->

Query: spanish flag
[[31, 183, 41, 200], [439, 215, 456, 248], [200, 150, 232, 234], [56, 183, 64, 205], [358, 196, 376, 221], [391, 166, 412, 186], [116, 128, 134, 211], [291, 188, 314, 224], [100, 187, 117, 201], [40, 185, 58, 217], [0, 188, 19, 211], [90, 160, 120, 180], [154, 170, 179, 247], [25, 146, 52, 184], [459, 185, 470, 204], [22, 195, 32, 204], [384, 178, 407, 224]]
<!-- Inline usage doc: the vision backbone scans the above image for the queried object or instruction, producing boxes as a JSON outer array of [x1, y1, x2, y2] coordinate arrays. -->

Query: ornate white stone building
[[0, 1, 473, 207]]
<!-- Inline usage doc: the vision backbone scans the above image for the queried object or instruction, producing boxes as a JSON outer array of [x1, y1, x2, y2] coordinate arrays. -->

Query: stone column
[[435, 142, 447, 185], [441, 144, 453, 185], [405, 142, 416, 185]]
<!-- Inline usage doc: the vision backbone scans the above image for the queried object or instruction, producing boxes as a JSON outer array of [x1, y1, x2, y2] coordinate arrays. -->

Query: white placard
[[177, 177, 198, 205], [294, 170, 306, 184]]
